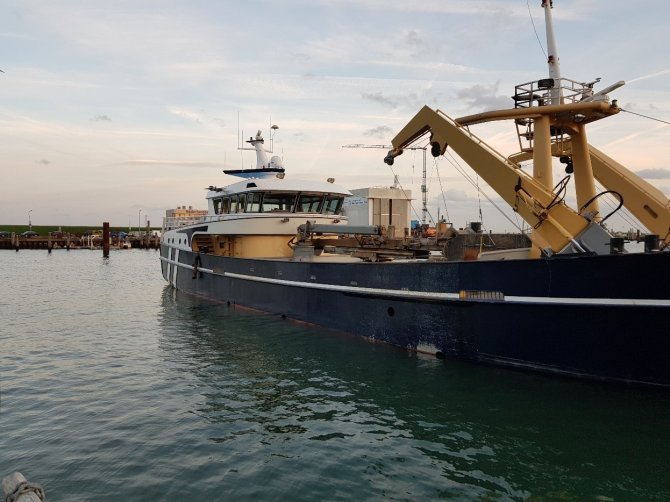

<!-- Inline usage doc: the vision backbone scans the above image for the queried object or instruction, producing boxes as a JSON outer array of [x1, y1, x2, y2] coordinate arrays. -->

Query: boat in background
[[161, 1, 670, 388]]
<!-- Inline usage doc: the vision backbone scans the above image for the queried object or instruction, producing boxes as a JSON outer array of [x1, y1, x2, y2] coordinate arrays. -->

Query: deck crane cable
[[546, 174, 571, 211], [444, 150, 528, 234], [593, 179, 641, 231], [580, 190, 624, 225], [383, 162, 423, 223], [620, 108, 670, 126], [432, 157, 451, 224], [341, 142, 430, 223], [476, 173, 484, 228], [601, 109, 668, 230]]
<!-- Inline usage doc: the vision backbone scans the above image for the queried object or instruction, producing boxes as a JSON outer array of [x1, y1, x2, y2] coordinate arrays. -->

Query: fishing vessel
[[161, 1, 670, 388]]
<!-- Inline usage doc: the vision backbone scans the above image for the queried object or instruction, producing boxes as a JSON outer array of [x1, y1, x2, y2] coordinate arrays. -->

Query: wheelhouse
[[209, 191, 345, 216]]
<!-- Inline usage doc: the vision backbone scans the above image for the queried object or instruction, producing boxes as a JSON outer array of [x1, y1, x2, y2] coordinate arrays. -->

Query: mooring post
[[103, 222, 110, 257], [2, 471, 45, 502]]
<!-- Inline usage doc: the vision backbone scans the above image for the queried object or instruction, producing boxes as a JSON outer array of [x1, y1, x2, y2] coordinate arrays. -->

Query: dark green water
[[1, 250, 669, 501]]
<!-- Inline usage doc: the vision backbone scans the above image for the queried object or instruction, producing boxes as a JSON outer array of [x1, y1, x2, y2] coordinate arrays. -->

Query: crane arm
[[508, 141, 670, 247], [588, 145, 670, 246], [385, 105, 594, 255]]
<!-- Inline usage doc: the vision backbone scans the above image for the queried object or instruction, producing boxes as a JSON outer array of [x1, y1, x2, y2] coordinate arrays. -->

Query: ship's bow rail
[[163, 216, 205, 232]]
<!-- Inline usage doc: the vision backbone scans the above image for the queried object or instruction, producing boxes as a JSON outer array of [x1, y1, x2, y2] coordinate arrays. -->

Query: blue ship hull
[[160, 246, 670, 388]]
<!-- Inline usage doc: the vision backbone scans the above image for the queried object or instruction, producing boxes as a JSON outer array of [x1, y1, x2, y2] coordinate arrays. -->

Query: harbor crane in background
[[342, 143, 430, 225]]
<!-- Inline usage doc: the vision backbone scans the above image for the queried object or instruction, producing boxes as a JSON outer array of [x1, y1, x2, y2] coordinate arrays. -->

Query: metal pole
[[421, 148, 427, 225], [542, 0, 562, 105]]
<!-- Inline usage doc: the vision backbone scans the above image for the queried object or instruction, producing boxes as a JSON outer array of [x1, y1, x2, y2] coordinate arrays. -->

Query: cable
[[527, 0, 547, 59], [476, 174, 483, 227], [546, 175, 571, 211], [444, 150, 528, 234], [579, 190, 624, 225], [385, 162, 422, 222], [620, 109, 670, 126], [594, 180, 641, 231], [433, 157, 451, 223]]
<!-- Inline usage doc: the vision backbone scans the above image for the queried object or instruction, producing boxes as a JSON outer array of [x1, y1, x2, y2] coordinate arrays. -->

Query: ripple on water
[[2, 250, 670, 501]]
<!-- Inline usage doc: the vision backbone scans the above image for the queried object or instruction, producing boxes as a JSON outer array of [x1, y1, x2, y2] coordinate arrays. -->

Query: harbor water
[[1, 250, 669, 501]]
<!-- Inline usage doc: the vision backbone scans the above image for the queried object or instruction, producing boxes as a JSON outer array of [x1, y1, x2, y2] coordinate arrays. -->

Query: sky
[[1, 0, 669, 232]]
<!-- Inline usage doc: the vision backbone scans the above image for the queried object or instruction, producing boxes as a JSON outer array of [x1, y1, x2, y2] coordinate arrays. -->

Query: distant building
[[166, 205, 208, 219], [163, 205, 208, 230], [343, 187, 412, 238]]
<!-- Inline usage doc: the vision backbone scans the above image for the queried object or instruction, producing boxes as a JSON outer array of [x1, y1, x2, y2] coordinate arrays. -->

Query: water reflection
[[156, 286, 670, 500]]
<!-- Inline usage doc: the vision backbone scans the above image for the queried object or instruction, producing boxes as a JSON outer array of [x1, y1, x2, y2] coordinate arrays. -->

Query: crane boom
[[385, 105, 616, 256]]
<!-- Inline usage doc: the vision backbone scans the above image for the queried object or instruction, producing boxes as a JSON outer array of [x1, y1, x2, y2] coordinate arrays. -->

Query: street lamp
[[138, 209, 142, 235], [28, 210, 33, 231]]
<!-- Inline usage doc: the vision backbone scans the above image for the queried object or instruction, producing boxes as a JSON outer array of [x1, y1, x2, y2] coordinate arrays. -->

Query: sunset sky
[[2, 0, 669, 232]]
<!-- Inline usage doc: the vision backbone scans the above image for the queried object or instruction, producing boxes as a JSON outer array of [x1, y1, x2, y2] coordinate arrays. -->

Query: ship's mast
[[247, 130, 270, 169], [542, 0, 562, 105]]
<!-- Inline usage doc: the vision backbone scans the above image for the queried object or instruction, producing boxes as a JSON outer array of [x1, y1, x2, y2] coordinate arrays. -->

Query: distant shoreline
[[0, 225, 160, 235]]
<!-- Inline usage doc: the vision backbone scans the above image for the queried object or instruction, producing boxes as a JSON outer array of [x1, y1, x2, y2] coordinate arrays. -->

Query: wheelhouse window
[[246, 192, 262, 212], [296, 194, 323, 213], [237, 194, 246, 213], [213, 198, 222, 214], [221, 197, 230, 214], [261, 193, 297, 212], [322, 195, 344, 215], [229, 195, 239, 213]]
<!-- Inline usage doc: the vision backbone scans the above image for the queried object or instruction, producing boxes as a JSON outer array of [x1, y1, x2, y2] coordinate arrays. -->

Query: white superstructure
[[161, 130, 352, 257]]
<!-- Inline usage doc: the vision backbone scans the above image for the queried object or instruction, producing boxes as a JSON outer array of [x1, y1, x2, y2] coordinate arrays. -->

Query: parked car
[[49, 231, 64, 238], [0, 231, 11, 238], [21, 231, 39, 238]]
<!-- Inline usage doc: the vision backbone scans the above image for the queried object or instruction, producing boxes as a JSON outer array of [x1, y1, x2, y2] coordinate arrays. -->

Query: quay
[[0, 233, 160, 251]]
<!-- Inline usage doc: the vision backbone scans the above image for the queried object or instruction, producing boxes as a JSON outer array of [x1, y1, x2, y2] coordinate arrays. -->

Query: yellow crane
[[385, 94, 669, 257]]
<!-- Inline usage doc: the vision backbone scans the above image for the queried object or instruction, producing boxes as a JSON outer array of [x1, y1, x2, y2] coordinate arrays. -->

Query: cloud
[[91, 114, 112, 122], [361, 89, 445, 111], [364, 125, 394, 139], [36, 159, 50, 165], [122, 160, 224, 168], [443, 188, 475, 202], [361, 91, 398, 108], [627, 68, 670, 84], [455, 82, 510, 111], [404, 29, 422, 47], [637, 168, 670, 179], [170, 107, 202, 124]]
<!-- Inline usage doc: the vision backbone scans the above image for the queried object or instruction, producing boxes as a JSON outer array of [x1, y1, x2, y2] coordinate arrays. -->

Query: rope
[[385, 163, 422, 222], [620, 109, 670, 126], [444, 150, 528, 234], [433, 157, 451, 223], [5, 481, 45, 502]]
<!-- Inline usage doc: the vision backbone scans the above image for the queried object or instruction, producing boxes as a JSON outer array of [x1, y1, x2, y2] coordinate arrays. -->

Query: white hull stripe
[[159, 255, 670, 307]]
